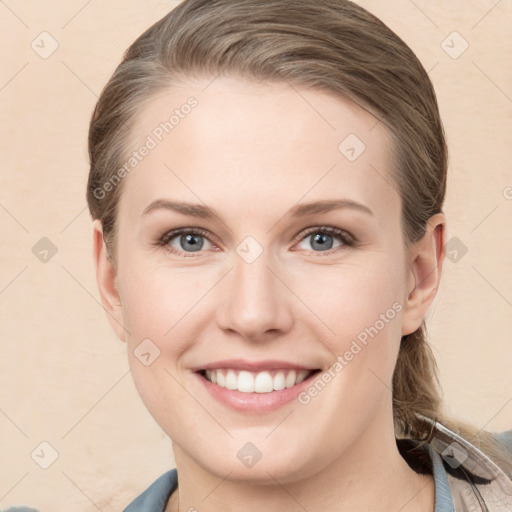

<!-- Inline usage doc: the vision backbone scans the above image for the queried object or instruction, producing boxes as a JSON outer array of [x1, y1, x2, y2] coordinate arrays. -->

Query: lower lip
[[193, 371, 320, 413]]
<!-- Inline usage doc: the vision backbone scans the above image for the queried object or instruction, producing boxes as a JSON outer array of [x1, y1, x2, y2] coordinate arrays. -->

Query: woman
[[86, 0, 512, 510]]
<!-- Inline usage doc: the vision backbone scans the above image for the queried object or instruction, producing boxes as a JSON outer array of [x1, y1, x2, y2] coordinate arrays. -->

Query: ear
[[401, 212, 447, 336], [92, 219, 127, 342]]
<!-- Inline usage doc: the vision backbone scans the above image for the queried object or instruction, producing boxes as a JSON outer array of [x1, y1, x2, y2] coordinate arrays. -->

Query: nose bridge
[[216, 242, 292, 339]]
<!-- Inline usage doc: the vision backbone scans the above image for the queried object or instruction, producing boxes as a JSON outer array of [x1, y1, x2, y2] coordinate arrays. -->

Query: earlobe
[[401, 213, 446, 336], [92, 219, 128, 342]]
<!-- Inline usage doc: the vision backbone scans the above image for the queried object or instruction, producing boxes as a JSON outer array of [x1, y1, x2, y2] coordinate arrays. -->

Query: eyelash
[[156, 226, 356, 257]]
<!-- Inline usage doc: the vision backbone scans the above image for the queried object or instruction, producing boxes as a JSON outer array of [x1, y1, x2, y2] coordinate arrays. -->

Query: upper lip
[[191, 359, 319, 372]]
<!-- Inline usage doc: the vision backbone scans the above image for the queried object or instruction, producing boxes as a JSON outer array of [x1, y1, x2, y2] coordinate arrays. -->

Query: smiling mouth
[[197, 368, 322, 393]]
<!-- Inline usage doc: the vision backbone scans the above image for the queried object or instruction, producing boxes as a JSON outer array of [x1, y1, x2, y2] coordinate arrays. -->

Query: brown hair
[[86, 0, 511, 473]]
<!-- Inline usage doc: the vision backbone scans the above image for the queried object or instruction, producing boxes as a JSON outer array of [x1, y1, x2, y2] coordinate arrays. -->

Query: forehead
[[119, 76, 400, 226]]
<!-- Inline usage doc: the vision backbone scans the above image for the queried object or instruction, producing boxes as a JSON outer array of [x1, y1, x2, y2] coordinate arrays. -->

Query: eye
[[293, 226, 355, 254], [157, 228, 217, 256]]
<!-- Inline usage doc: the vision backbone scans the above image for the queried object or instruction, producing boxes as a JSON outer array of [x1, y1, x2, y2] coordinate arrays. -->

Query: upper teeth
[[204, 369, 312, 393]]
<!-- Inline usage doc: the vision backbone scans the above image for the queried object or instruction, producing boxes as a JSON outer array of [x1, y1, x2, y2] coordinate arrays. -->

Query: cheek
[[293, 262, 404, 432], [117, 260, 214, 413], [118, 256, 200, 340], [120, 264, 190, 421], [291, 256, 405, 383], [293, 255, 405, 333]]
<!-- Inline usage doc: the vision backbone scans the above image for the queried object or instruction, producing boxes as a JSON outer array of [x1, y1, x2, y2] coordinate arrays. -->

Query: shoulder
[[494, 430, 512, 452], [493, 429, 512, 478], [123, 468, 178, 512], [2, 508, 40, 512], [429, 422, 512, 511]]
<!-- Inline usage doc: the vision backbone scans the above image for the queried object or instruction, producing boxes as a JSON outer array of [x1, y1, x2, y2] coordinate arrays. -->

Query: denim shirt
[[122, 422, 512, 512]]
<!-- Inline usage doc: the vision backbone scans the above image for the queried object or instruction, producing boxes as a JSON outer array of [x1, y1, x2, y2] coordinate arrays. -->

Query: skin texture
[[92, 76, 446, 511]]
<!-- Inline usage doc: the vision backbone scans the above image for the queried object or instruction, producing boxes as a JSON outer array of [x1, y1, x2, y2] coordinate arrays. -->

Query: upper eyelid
[[159, 227, 217, 247], [295, 226, 354, 243]]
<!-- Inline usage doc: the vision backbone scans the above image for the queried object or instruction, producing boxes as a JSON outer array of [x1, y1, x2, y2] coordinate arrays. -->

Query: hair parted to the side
[[86, 0, 511, 473]]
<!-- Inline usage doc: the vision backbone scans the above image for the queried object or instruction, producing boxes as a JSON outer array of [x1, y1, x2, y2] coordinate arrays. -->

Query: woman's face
[[95, 76, 441, 483]]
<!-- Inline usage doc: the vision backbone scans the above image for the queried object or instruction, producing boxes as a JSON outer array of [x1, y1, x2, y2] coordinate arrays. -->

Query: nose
[[215, 249, 294, 343]]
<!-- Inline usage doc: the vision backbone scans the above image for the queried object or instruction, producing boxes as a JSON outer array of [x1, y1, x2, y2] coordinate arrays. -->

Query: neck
[[166, 414, 434, 512]]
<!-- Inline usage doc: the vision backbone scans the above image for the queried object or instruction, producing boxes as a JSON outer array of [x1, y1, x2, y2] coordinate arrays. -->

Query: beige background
[[1, 0, 511, 510]]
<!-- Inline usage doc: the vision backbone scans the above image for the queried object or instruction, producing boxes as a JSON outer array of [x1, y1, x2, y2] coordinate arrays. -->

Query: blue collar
[[123, 469, 178, 512]]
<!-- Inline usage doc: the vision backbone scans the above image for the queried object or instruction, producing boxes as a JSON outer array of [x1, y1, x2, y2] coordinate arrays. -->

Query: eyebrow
[[141, 198, 373, 220]]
